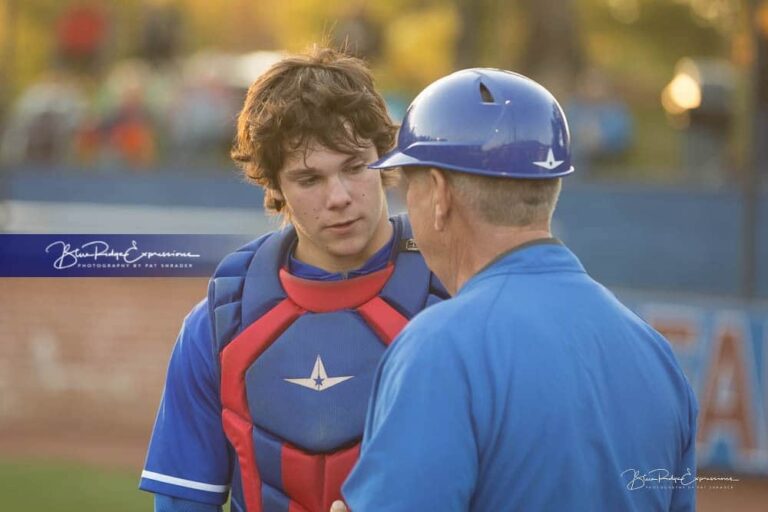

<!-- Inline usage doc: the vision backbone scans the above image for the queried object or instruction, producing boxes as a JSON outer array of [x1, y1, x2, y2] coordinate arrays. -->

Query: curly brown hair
[[231, 47, 398, 214]]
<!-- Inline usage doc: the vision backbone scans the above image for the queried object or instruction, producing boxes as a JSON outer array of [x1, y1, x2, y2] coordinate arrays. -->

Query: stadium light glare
[[662, 59, 702, 116], [669, 72, 702, 110]]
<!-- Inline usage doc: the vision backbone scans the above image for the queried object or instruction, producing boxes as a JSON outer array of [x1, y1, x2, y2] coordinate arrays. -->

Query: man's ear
[[429, 168, 451, 231]]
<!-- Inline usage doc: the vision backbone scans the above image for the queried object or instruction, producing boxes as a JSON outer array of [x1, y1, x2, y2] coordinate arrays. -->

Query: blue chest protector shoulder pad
[[207, 213, 444, 354]]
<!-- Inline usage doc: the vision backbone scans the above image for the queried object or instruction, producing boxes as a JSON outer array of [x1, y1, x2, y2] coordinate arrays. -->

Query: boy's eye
[[346, 163, 367, 174], [298, 176, 319, 186]]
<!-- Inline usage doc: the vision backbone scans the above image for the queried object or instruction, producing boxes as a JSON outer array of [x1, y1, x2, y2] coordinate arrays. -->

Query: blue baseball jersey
[[141, 218, 446, 512], [140, 236, 394, 506], [343, 240, 698, 511]]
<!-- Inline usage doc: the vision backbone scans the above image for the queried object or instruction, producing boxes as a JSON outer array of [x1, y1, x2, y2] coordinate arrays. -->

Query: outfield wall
[[622, 291, 768, 474], [3, 170, 767, 296]]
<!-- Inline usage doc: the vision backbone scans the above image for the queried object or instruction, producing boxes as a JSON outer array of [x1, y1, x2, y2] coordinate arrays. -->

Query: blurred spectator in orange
[[104, 93, 157, 169], [91, 60, 162, 170]]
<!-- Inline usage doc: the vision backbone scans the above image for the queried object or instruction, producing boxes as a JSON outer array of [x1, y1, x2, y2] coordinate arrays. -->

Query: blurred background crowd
[[0, 0, 764, 184]]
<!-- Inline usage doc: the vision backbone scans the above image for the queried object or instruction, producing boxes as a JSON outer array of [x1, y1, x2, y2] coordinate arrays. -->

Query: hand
[[330, 500, 348, 512]]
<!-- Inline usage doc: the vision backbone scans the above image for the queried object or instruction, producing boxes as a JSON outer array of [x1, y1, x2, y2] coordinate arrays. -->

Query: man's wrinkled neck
[[448, 223, 552, 294]]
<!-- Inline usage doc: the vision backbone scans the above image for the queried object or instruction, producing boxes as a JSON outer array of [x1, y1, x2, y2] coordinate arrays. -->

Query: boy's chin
[[326, 237, 374, 262]]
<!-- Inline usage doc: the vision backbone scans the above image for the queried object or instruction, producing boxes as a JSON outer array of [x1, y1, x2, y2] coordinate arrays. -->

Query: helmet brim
[[370, 149, 575, 178], [368, 150, 424, 170]]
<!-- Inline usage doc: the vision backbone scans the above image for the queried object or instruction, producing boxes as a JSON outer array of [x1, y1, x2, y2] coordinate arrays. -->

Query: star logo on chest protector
[[284, 355, 354, 392]]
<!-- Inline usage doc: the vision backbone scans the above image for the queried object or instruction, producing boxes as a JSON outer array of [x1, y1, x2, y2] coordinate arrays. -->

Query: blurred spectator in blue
[[565, 68, 632, 176], [0, 70, 87, 166], [166, 52, 241, 167]]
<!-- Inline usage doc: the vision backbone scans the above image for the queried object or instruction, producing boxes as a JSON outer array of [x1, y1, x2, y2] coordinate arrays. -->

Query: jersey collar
[[287, 222, 396, 281]]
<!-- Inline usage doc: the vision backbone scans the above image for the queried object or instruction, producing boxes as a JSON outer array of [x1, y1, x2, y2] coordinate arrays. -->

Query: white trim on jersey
[[141, 470, 229, 493]]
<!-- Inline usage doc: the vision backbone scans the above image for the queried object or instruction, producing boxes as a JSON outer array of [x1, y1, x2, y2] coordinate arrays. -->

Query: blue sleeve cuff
[[140, 473, 228, 506]]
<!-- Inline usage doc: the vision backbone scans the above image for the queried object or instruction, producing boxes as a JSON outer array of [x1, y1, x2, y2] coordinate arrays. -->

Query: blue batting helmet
[[371, 68, 574, 178]]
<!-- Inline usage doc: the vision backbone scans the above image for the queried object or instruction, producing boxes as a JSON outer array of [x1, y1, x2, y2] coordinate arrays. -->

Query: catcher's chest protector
[[208, 216, 438, 512]]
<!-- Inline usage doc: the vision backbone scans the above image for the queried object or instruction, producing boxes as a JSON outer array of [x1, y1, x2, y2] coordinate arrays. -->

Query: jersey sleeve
[[140, 299, 232, 506], [342, 316, 478, 511]]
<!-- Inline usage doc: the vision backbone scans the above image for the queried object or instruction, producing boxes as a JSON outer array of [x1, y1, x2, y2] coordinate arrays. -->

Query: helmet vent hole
[[479, 83, 495, 103]]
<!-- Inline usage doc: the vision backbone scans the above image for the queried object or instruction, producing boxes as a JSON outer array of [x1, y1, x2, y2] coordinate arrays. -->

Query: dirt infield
[[1, 277, 766, 508]]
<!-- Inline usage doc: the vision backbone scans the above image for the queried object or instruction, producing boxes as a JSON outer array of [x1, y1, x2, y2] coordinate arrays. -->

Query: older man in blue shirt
[[337, 69, 697, 512]]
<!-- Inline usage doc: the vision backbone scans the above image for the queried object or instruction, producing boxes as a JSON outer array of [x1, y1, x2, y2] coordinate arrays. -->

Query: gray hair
[[446, 172, 562, 227]]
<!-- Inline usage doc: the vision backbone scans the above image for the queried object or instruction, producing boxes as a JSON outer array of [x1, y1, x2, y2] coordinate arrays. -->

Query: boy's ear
[[270, 187, 284, 201]]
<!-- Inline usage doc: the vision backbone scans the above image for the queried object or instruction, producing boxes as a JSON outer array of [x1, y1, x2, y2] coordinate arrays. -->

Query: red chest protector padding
[[208, 215, 444, 512]]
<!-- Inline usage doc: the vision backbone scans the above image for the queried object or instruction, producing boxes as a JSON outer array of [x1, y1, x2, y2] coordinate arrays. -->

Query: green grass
[[0, 458, 153, 511]]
